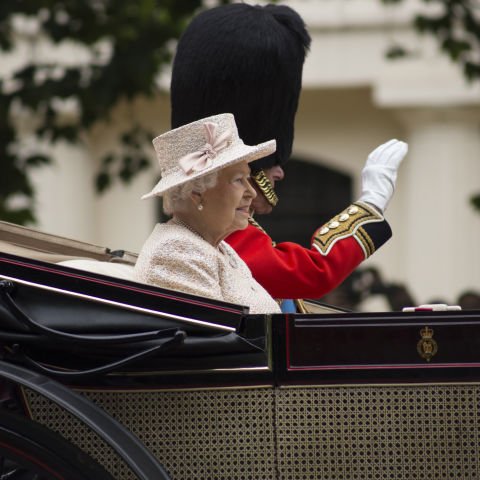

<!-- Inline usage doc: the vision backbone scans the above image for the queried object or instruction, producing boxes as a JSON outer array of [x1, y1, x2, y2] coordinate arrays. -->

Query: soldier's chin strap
[[252, 170, 279, 207]]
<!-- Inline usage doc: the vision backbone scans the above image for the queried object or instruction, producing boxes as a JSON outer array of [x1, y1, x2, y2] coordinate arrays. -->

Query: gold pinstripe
[[356, 226, 375, 257]]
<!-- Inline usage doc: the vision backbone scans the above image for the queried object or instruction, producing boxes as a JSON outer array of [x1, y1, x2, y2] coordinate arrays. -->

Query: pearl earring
[[198, 204, 204, 211]]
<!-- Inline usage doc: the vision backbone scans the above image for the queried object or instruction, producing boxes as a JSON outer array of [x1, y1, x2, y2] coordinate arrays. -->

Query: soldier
[[170, 3, 407, 312]]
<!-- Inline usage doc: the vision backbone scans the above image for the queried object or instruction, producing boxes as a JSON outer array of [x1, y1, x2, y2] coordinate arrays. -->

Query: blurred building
[[2, 0, 480, 307]]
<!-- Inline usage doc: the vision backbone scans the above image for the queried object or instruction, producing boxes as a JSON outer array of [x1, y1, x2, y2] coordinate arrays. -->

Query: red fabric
[[226, 224, 364, 299]]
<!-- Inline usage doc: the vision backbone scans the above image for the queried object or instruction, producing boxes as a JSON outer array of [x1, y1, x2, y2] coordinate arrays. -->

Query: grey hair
[[163, 171, 218, 215]]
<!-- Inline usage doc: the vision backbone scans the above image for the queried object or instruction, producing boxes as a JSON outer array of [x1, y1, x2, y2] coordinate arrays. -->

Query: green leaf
[[24, 155, 52, 166], [119, 156, 134, 183], [386, 45, 409, 59], [442, 37, 471, 60], [95, 171, 111, 193], [471, 193, 480, 211], [0, 206, 35, 225], [101, 154, 115, 167], [464, 61, 480, 82], [138, 157, 151, 170]]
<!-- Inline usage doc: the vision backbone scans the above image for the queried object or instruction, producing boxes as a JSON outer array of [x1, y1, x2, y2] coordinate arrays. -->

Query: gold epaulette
[[312, 202, 383, 258]]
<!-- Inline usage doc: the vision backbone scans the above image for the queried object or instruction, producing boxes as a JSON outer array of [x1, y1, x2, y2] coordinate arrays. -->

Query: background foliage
[[0, 0, 221, 224], [0, 0, 479, 225], [384, 0, 480, 80]]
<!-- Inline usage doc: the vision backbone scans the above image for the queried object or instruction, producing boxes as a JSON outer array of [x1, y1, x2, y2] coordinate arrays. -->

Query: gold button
[[328, 221, 340, 229], [339, 213, 349, 222], [348, 206, 359, 215], [320, 227, 329, 235]]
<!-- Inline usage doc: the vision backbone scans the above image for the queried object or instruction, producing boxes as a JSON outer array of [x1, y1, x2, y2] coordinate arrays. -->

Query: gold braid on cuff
[[252, 170, 279, 207]]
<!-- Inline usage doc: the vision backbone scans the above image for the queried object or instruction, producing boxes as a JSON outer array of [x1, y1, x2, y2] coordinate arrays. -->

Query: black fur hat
[[170, 3, 310, 172]]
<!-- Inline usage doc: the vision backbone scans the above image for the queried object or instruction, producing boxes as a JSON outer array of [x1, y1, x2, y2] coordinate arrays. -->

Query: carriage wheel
[[0, 411, 114, 480]]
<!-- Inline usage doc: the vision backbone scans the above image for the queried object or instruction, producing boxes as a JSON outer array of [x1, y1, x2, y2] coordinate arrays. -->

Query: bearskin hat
[[170, 3, 311, 172]]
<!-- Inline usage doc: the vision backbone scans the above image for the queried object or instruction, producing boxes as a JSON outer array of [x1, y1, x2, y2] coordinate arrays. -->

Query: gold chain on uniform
[[251, 170, 279, 207]]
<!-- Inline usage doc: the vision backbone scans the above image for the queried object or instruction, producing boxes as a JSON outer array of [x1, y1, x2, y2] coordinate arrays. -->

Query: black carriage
[[1, 220, 480, 480]]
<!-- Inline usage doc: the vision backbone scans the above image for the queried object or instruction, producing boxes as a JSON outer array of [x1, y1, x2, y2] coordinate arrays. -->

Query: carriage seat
[[57, 259, 136, 281]]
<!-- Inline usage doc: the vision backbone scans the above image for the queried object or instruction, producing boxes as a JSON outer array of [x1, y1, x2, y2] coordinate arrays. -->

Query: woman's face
[[201, 161, 256, 240]]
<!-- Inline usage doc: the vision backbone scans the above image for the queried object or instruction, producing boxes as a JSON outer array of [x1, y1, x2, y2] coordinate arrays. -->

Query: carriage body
[[1, 221, 480, 479]]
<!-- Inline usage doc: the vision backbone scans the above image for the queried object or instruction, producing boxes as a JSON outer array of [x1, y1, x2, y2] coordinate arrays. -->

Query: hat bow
[[178, 122, 232, 175]]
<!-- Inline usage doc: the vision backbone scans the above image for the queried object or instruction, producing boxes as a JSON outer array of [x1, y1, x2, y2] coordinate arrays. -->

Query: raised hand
[[359, 139, 408, 213]]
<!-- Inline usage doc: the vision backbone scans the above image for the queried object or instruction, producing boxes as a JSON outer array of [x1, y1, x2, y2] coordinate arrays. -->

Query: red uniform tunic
[[225, 202, 392, 300]]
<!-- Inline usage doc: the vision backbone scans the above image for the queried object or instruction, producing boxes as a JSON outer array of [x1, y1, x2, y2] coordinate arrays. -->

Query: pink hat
[[142, 113, 276, 199]]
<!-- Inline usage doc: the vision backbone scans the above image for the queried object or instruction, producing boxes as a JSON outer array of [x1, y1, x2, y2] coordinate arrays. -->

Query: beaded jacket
[[134, 222, 281, 314]]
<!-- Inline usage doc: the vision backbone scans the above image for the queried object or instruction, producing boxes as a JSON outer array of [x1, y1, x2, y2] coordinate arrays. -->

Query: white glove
[[359, 139, 408, 213]]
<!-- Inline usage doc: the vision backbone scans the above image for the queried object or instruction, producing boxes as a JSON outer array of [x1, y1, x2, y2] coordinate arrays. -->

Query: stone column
[[30, 141, 97, 243], [395, 108, 480, 304]]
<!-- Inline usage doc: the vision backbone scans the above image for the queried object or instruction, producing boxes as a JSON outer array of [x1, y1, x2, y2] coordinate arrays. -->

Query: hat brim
[[142, 139, 276, 199]]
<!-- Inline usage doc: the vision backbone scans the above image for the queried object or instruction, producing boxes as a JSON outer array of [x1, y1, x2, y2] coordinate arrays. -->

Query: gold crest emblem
[[417, 326, 438, 362]]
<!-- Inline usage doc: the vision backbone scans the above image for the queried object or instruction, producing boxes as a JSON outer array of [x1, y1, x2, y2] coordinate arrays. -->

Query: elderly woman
[[134, 113, 281, 314]]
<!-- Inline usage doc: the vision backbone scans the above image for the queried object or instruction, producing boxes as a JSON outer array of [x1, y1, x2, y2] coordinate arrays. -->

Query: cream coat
[[134, 222, 281, 314]]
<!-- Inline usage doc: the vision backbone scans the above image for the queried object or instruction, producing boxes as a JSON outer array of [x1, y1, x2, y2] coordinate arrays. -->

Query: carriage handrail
[[0, 274, 237, 332], [9, 330, 186, 379], [1, 279, 186, 345]]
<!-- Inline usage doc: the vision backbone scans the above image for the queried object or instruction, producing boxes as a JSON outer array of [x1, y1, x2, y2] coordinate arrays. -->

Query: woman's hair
[[162, 171, 218, 215]]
